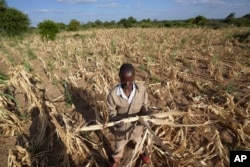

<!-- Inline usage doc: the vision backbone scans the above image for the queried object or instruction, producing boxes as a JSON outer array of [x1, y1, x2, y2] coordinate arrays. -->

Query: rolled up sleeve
[[107, 93, 118, 121], [140, 86, 149, 115]]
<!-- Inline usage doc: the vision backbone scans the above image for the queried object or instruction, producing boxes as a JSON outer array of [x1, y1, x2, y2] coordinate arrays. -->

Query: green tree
[[0, 0, 30, 36], [82, 21, 96, 29], [57, 22, 67, 31], [38, 20, 59, 40], [68, 19, 81, 31], [118, 17, 137, 28], [242, 14, 250, 19], [128, 16, 137, 24], [103, 20, 117, 28], [95, 19, 103, 27], [238, 14, 250, 26], [224, 13, 236, 23], [0, 0, 7, 8], [186, 18, 195, 25], [118, 18, 128, 27], [194, 15, 207, 25]]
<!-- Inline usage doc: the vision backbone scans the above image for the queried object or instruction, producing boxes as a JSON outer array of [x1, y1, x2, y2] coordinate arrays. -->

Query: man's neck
[[123, 87, 132, 97]]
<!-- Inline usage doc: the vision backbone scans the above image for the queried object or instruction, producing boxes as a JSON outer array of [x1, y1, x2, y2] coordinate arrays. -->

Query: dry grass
[[0, 27, 250, 167]]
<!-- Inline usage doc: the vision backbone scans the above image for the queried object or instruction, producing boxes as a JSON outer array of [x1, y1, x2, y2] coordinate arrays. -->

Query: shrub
[[68, 19, 81, 31], [118, 17, 137, 28], [57, 22, 67, 31], [224, 13, 236, 24], [38, 20, 59, 40], [233, 31, 250, 42], [0, 5, 30, 36], [194, 15, 208, 26]]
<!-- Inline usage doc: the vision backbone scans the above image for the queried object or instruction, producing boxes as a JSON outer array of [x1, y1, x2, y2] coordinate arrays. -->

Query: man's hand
[[115, 121, 124, 128], [110, 116, 125, 128], [140, 110, 150, 116], [140, 106, 150, 116], [141, 110, 150, 116]]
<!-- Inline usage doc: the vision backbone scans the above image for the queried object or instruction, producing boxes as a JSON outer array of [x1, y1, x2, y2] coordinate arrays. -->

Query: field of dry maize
[[0, 27, 250, 167]]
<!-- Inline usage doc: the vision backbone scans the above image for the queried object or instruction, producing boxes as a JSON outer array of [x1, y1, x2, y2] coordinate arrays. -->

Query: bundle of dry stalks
[[3, 66, 91, 167]]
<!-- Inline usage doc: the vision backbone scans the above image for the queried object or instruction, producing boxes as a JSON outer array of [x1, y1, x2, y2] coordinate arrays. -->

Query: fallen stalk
[[77, 111, 215, 132]]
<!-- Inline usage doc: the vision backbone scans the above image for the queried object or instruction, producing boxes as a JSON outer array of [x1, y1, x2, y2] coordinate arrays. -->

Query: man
[[107, 63, 150, 167]]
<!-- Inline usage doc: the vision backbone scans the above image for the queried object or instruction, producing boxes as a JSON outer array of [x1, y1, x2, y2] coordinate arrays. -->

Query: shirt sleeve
[[143, 87, 148, 111], [107, 93, 118, 121], [140, 86, 149, 115]]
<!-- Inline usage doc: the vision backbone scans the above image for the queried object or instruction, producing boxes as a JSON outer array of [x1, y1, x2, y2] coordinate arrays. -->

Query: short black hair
[[119, 63, 135, 74]]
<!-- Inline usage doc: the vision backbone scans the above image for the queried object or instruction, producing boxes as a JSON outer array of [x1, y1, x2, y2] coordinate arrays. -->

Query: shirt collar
[[117, 82, 136, 103]]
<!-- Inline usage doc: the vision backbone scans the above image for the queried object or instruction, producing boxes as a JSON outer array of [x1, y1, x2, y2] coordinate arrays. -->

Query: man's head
[[119, 63, 135, 90]]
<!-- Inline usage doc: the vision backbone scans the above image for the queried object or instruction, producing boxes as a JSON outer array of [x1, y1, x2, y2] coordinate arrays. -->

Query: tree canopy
[[0, 0, 30, 36], [68, 19, 81, 31], [0, 0, 7, 8], [38, 20, 59, 40]]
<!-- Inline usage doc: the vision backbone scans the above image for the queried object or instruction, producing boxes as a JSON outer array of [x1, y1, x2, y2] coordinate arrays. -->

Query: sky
[[6, 0, 250, 27]]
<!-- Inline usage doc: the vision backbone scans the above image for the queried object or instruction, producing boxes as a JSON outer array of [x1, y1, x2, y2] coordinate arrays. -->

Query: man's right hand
[[116, 121, 124, 128], [140, 106, 150, 116]]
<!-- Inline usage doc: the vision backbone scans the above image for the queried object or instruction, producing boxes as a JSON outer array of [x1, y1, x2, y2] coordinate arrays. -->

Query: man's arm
[[107, 93, 123, 122], [140, 86, 150, 115], [107, 93, 125, 128]]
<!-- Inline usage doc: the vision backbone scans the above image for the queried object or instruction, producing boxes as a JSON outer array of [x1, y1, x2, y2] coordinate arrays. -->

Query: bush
[[233, 31, 250, 42], [68, 19, 81, 31], [194, 15, 208, 26], [118, 17, 137, 28], [224, 13, 236, 24], [0, 6, 30, 36], [38, 20, 59, 40], [57, 22, 67, 31]]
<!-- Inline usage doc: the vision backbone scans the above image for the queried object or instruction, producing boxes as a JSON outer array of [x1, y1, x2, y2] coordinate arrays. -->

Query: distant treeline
[[55, 13, 250, 31]]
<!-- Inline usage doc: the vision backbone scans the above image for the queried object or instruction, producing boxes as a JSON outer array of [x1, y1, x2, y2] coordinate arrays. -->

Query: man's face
[[119, 70, 135, 89]]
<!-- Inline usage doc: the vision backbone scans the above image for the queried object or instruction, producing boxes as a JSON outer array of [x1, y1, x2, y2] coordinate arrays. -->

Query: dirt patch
[[0, 136, 16, 167]]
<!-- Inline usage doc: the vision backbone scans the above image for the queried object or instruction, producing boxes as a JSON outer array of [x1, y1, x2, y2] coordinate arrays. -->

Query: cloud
[[30, 9, 92, 16], [175, 0, 250, 9], [57, 0, 96, 4], [98, 2, 119, 8], [32, 9, 65, 13], [98, 2, 129, 8], [234, 3, 245, 7], [175, 0, 226, 5]]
